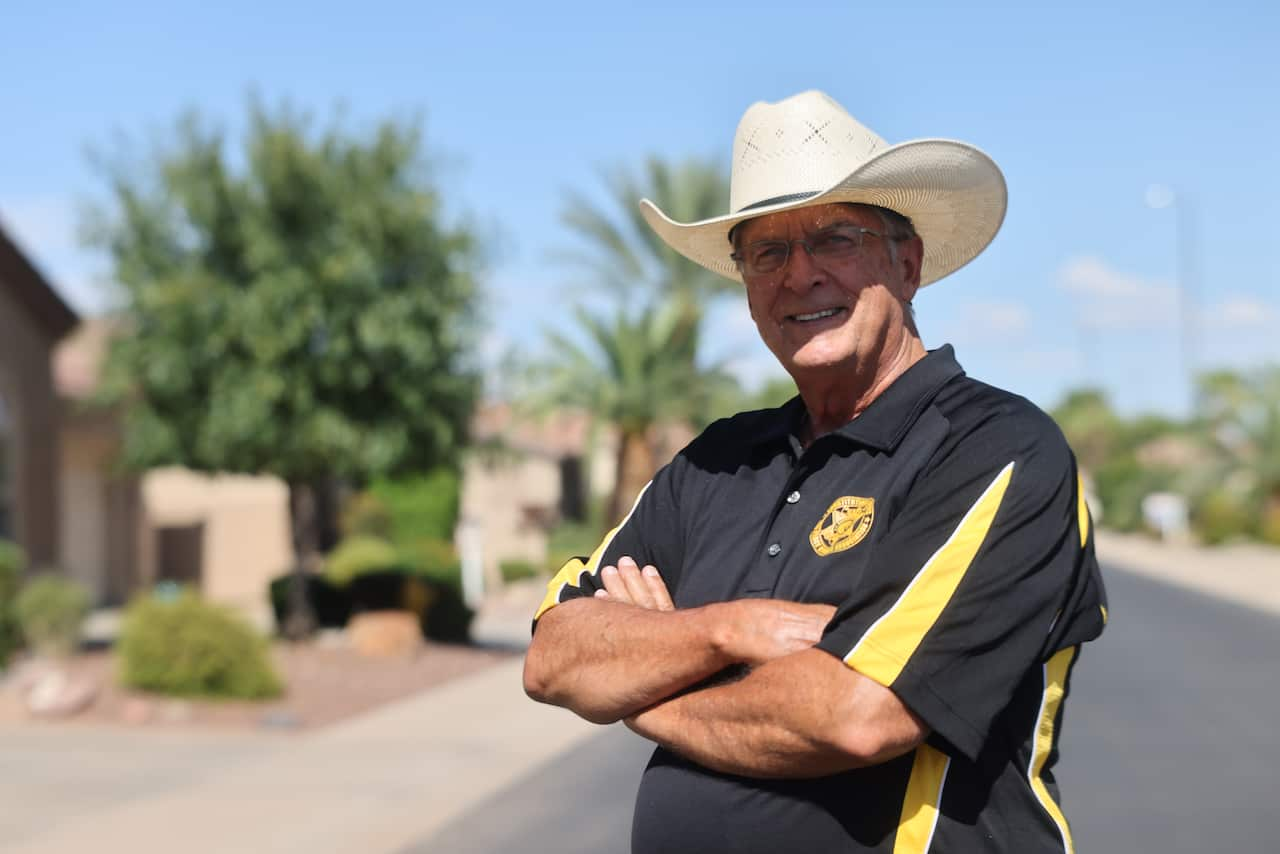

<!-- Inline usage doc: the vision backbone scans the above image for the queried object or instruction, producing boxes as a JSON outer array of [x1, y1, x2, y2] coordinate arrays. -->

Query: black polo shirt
[[534, 345, 1107, 854]]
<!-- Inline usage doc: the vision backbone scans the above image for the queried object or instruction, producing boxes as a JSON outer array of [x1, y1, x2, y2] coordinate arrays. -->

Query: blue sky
[[2, 0, 1277, 417]]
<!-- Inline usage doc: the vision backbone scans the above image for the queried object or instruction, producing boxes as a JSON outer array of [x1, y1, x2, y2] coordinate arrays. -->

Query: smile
[[788, 307, 845, 323]]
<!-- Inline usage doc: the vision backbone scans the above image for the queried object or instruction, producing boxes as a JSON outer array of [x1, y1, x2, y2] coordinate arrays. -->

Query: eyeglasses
[[730, 225, 894, 278]]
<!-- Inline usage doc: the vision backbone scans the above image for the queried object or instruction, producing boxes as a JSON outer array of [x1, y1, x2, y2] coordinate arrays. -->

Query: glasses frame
[[730, 225, 897, 279]]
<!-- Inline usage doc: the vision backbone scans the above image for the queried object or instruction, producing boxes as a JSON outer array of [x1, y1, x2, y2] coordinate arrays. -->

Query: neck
[[796, 334, 927, 444]]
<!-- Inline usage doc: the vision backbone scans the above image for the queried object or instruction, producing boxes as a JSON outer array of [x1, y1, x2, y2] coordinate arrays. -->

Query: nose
[[779, 240, 828, 293]]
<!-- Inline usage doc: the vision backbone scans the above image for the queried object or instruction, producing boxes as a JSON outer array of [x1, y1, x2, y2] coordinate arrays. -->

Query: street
[[409, 564, 1280, 852]]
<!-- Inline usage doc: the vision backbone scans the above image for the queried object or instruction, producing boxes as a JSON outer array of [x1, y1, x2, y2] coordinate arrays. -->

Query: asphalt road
[[408, 564, 1280, 853]]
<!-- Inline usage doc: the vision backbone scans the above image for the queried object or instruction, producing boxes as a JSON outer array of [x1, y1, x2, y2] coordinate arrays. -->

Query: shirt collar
[[829, 345, 964, 451], [752, 345, 965, 453]]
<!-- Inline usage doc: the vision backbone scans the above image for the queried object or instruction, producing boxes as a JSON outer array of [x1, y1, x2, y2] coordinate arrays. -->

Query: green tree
[[86, 101, 480, 632], [1193, 366, 1280, 539], [530, 302, 736, 525], [1049, 388, 1121, 474]]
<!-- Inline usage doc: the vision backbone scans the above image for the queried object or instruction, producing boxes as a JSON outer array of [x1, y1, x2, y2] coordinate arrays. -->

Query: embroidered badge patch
[[809, 496, 875, 556]]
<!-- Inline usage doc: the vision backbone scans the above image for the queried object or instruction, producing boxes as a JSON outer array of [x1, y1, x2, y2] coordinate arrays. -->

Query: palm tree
[[531, 302, 737, 526], [558, 157, 734, 313], [531, 157, 736, 526]]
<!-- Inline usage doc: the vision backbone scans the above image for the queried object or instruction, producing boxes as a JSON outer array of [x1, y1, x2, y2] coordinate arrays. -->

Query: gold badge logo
[[809, 496, 875, 556]]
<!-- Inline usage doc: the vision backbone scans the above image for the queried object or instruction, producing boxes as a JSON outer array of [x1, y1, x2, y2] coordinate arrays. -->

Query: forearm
[[625, 649, 925, 778], [523, 597, 735, 724]]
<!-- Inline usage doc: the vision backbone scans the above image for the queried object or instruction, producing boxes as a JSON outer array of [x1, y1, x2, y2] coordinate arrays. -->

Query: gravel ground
[[0, 638, 515, 732]]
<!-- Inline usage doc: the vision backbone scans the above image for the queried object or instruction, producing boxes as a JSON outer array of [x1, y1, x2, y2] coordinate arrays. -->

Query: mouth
[[786, 307, 846, 324]]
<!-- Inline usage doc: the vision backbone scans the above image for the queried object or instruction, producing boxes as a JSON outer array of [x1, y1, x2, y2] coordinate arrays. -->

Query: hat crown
[[729, 90, 889, 214]]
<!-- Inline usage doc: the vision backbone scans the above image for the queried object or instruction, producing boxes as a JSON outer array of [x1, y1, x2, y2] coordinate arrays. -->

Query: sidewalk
[[6, 579, 593, 854], [1095, 530, 1280, 616]]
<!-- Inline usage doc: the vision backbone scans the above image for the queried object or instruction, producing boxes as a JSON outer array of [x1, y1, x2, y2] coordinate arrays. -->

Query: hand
[[711, 599, 837, 665], [596, 556, 675, 611]]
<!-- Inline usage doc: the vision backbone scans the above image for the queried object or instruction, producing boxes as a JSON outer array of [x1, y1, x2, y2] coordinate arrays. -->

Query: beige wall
[[459, 452, 562, 585], [143, 468, 291, 623]]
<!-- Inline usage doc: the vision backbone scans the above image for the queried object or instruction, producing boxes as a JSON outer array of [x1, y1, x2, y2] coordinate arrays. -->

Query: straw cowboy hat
[[639, 90, 1007, 287]]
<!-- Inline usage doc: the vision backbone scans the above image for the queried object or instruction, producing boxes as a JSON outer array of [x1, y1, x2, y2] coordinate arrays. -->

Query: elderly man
[[524, 91, 1107, 853]]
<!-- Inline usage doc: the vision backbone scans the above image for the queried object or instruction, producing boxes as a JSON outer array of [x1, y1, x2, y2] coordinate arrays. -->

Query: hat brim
[[639, 139, 1007, 287]]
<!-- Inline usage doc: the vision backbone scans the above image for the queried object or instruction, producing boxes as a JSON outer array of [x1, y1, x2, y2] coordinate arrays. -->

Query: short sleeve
[[531, 454, 687, 628], [815, 410, 1103, 762]]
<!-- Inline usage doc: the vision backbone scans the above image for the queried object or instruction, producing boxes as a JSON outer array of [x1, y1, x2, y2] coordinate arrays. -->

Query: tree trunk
[[284, 480, 323, 639], [607, 430, 656, 527]]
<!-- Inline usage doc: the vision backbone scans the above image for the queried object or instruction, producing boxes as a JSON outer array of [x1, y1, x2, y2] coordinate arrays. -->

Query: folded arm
[[524, 557, 833, 724], [625, 647, 928, 778]]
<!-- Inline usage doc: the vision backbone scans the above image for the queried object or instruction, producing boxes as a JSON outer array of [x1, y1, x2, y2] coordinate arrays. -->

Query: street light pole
[[1146, 184, 1199, 416]]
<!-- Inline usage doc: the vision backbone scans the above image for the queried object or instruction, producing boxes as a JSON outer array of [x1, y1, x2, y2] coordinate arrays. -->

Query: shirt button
[[767, 543, 782, 557], [786, 491, 801, 504]]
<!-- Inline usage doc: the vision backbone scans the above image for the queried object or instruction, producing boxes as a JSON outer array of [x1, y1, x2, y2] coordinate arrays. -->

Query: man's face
[[734, 203, 923, 380]]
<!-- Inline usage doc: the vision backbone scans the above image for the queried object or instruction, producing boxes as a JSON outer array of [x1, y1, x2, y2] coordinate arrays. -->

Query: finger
[[601, 566, 633, 604], [642, 565, 675, 611], [594, 588, 610, 599], [618, 557, 658, 609]]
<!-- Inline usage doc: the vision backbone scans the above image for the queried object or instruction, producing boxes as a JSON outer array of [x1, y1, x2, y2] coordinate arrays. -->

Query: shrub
[[0, 540, 24, 666], [1193, 488, 1255, 545], [119, 591, 282, 699], [1258, 498, 1280, 546], [14, 574, 90, 657], [500, 559, 541, 583], [339, 491, 393, 539], [267, 573, 351, 631], [325, 535, 401, 585], [370, 468, 460, 544], [400, 537, 462, 586]]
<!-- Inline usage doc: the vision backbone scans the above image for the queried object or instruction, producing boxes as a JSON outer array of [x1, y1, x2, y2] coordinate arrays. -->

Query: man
[[524, 90, 1107, 853]]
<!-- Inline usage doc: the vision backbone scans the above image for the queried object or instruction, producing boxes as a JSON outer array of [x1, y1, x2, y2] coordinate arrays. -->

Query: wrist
[[699, 601, 743, 663]]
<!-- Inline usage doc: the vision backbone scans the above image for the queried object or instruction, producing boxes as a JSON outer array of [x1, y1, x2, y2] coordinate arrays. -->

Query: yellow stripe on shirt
[[533, 480, 653, 620], [1075, 472, 1090, 548], [893, 744, 951, 854], [845, 461, 1015, 686], [1029, 646, 1078, 854]]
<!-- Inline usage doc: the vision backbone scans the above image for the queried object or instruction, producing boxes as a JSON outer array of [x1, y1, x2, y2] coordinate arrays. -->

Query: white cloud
[[1056, 255, 1177, 330], [959, 301, 1031, 337], [1207, 296, 1278, 329]]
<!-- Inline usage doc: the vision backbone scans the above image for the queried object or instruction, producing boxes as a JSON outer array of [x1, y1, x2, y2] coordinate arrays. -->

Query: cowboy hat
[[639, 90, 1007, 287]]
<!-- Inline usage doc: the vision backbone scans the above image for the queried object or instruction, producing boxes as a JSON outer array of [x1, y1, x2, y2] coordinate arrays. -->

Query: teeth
[[793, 308, 840, 322]]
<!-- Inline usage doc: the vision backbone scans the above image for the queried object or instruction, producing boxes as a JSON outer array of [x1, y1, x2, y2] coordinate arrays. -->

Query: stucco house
[[0, 224, 78, 571]]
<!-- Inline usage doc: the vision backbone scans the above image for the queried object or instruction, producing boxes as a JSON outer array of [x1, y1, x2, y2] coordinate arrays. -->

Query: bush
[[1193, 488, 1255, 545], [339, 491, 393, 539], [400, 537, 462, 586], [14, 574, 90, 657], [325, 535, 401, 585], [267, 573, 351, 631], [1258, 498, 1280, 546], [500, 559, 541, 583], [370, 468, 460, 544], [0, 540, 24, 666], [119, 591, 282, 699]]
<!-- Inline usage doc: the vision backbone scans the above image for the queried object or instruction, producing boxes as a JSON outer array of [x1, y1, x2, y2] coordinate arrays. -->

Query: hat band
[[736, 191, 820, 214]]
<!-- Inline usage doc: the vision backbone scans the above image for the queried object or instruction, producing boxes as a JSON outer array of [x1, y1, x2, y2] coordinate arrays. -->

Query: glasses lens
[[746, 242, 789, 274], [809, 229, 863, 259]]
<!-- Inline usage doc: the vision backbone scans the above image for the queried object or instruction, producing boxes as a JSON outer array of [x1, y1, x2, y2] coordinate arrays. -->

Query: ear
[[898, 235, 924, 296]]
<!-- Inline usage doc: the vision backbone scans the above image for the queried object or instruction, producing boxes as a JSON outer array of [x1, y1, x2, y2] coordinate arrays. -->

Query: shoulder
[[929, 376, 1073, 479], [679, 400, 796, 468]]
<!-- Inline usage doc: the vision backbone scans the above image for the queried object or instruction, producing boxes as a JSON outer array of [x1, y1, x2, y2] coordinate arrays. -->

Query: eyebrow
[[740, 218, 863, 245]]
